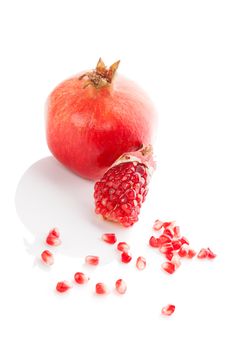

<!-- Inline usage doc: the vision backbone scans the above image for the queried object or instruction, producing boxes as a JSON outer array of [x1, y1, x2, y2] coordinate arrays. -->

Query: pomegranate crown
[[79, 58, 120, 89]]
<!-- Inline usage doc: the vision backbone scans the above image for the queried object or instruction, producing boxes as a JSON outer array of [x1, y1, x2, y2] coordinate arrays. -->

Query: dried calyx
[[79, 58, 120, 89]]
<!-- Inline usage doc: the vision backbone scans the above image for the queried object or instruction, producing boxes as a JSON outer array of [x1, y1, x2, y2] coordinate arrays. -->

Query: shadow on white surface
[[15, 156, 131, 263]]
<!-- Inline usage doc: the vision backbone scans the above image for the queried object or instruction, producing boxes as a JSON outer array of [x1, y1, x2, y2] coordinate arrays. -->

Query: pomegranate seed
[[41, 250, 54, 265], [162, 261, 175, 274], [102, 233, 117, 244], [173, 226, 180, 237], [85, 255, 99, 265], [197, 248, 208, 259], [172, 240, 182, 250], [161, 304, 175, 316], [56, 281, 72, 293], [163, 221, 174, 229], [117, 242, 130, 252], [178, 244, 189, 257], [159, 243, 174, 254], [159, 234, 172, 245], [121, 251, 132, 263], [187, 249, 196, 258], [165, 251, 173, 261], [153, 219, 163, 231], [115, 279, 127, 294], [46, 235, 61, 246], [136, 256, 146, 270], [180, 236, 189, 245], [48, 228, 60, 238], [95, 283, 107, 295], [171, 254, 181, 269], [207, 247, 217, 259], [74, 272, 89, 284], [163, 228, 173, 239], [149, 236, 161, 248]]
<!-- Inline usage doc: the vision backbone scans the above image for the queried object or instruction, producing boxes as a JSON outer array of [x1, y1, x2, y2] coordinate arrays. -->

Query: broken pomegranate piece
[[161, 304, 175, 316]]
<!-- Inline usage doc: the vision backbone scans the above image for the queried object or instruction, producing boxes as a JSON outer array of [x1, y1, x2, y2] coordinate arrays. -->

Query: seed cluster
[[94, 162, 148, 227]]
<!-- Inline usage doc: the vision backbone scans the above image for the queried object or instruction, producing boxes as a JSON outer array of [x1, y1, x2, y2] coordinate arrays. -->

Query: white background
[[0, 1, 233, 349]]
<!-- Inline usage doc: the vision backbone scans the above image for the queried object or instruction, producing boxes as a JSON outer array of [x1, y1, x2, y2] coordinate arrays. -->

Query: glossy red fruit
[[153, 219, 164, 231], [102, 233, 117, 244], [121, 251, 132, 263], [206, 247, 217, 259], [117, 242, 130, 252], [161, 304, 175, 316], [85, 255, 99, 265], [136, 256, 146, 270], [74, 272, 89, 284], [56, 281, 72, 293], [149, 236, 161, 248], [115, 279, 127, 294], [94, 145, 155, 227], [197, 248, 208, 259], [95, 283, 108, 295], [161, 262, 176, 274], [46, 58, 157, 180], [41, 250, 54, 265]]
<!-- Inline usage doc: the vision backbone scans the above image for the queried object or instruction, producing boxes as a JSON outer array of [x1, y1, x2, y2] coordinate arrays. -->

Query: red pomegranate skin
[[46, 72, 157, 180]]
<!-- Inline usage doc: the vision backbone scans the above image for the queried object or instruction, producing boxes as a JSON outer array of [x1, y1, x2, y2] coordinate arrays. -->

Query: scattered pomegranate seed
[[121, 251, 132, 263], [85, 255, 99, 265], [206, 247, 217, 259], [161, 304, 175, 316], [172, 240, 182, 250], [102, 233, 117, 244], [159, 234, 172, 245], [153, 219, 163, 231], [48, 228, 60, 238], [197, 248, 208, 259], [117, 242, 130, 252], [74, 272, 89, 284], [173, 226, 180, 237], [136, 256, 146, 270], [163, 228, 173, 239], [95, 283, 108, 295], [46, 230, 61, 246], [56, 281, 72, 293], [187, 249, 196, 259], [165, 251, 174, 261], [149, 236, 161, 248], [162, 261, 176, 274], [115, 279, 127, 294], [171, 255, 181, 269], [178, 244, 189, 257], [41, 250, 54, 265], [159, 243, 174, 254], [180, 236, 189, 245]]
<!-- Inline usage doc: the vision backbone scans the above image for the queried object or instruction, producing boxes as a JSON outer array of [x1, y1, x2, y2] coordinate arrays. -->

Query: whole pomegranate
[[46, 59, 157, 180]]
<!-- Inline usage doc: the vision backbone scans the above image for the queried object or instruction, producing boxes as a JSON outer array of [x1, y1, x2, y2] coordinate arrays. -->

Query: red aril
[[180, 236, 189, 245], [102, 233, 117, 244], [117, 242, 130, 252], [121, 251, 132, 263], [153, 219, 163, 231], [173, 226, 180, 238], [171, 255, 181, 269], [161, 262, 176, 274], [161, 304, 175, 316], [159, 243, 173, 254], [163, 229, 173, 239], [178, 244, 189, 258], [46, 58, 157, 180], [172, 240, 182, 251], [187, 249, 196, 259], [136, 256, 146, 270], [56, 281, 72, 293], [163, 221, 175, 229], [95, 283, 108, 295], [197, 248, 208, 259], [41, 250, 54, 265], [206, 247, 217, 259], [85, 255, 99, 265], [94, 145, 155, 227], [46, 229, 61, 246], [149, 236, 161, 248], [159, 234, 172, 245], [74, 272, 89, 284], [165, 251, 174, 261], [115, 279, 127, 294], [48, 228, 60, 238]]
